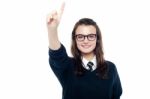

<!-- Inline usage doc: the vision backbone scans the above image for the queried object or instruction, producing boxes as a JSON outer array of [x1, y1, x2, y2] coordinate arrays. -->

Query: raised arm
[[46, 2, 65, 50]]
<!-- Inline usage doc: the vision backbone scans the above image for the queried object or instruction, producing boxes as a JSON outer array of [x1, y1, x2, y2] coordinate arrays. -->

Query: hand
[[46, 2, 65, 30]]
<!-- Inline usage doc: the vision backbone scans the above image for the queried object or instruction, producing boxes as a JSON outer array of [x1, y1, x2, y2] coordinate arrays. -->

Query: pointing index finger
[[58, 2, 65, 21]]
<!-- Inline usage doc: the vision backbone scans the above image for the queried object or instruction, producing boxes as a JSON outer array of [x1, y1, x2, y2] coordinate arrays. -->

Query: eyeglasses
[[75, 34, 97, 41]]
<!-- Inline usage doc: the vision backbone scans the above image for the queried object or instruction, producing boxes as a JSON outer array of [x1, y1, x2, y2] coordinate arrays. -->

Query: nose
[[83, 37, 89, 42]]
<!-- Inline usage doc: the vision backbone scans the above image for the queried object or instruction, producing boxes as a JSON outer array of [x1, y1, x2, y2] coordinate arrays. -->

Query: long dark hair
[[71, 18, 108, 79]]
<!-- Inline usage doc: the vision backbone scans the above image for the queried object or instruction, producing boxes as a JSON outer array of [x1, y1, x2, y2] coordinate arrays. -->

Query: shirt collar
[[82, 56, 97, 71]]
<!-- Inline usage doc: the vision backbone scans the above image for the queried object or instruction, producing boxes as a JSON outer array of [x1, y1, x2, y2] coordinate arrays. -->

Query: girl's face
[[75, 25, 97, 58]]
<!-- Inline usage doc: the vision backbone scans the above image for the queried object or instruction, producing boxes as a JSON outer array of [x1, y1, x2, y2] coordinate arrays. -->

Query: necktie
[[87, 61, 94, 71]]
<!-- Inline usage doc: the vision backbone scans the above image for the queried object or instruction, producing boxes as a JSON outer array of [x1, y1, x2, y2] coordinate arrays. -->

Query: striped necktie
[[87, 61, 94, 71]]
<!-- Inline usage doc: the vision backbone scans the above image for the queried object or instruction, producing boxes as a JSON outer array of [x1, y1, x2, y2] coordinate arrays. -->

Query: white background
[[0, 0, 150, 99]]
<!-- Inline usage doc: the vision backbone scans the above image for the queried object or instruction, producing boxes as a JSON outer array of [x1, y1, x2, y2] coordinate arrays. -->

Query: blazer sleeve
[[112, 63, 123, 99], [48, 44, 71, 87]]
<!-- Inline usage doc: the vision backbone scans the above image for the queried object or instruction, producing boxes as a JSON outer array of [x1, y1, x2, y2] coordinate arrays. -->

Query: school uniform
[[49, 44, 122, 99]]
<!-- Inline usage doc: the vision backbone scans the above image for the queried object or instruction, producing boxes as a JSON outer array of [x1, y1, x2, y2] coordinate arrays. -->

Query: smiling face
[[75, 25, 97, 59]]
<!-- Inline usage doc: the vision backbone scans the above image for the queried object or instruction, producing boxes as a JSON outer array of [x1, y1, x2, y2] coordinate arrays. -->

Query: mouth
[[81, 45, 91, 48]]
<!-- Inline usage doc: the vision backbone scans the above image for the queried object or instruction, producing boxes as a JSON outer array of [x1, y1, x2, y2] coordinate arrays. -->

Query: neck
[[82, 53, 95, 61]]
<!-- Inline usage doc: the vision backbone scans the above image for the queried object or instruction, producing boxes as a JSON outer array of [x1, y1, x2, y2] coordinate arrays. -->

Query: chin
[[80, 49, 93, 54]]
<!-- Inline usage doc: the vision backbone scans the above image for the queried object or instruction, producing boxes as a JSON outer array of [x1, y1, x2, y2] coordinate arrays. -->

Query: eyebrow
[[75, 33, 96, 35]]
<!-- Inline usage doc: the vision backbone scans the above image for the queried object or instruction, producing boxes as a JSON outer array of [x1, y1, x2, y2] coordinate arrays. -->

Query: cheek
[[76, 42, 82, 51], [76, 42, 81, 49], [90, 42, 97, 50], [92, 42, 97, 49]]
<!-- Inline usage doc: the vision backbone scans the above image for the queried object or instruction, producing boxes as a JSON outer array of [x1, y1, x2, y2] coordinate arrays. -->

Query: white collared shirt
[[82, 56, 97, 71]]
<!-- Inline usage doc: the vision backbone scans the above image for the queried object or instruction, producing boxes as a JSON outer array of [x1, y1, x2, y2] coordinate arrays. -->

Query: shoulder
[[105, 60, 118, 74], [105, 60, 116, 68], [69, 57, 76, 64]]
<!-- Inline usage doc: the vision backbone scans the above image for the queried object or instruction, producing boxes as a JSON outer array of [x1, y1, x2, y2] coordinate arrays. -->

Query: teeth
[[82, 45, 90, 48]]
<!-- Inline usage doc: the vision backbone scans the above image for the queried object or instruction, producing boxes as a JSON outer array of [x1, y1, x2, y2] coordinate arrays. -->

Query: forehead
[[75, 25, 96, 35]]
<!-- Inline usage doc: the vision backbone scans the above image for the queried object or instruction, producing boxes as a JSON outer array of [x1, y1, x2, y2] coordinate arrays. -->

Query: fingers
[[58, 2, 65, 21], [59, 2, 65, 16], [46, 2, 65, 24], [46, 10, 57, 24]]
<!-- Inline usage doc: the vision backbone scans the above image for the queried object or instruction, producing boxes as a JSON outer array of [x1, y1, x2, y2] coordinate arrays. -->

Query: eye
[[88, 34, 96, 38], [76, 34, 84, 39]]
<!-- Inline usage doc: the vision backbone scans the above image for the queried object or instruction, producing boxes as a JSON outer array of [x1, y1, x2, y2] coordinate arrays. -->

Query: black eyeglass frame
[[75, 34, 97, 41]]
